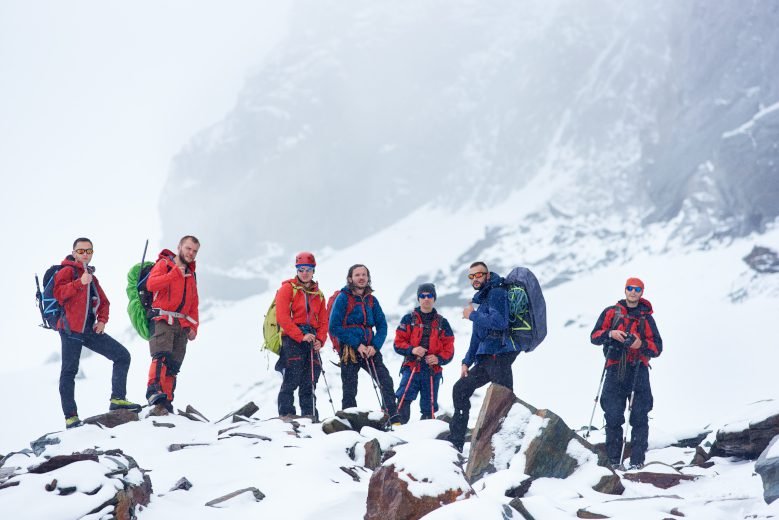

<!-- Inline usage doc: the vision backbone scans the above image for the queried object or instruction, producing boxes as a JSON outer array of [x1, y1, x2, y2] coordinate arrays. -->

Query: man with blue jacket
[[449, 261, 518, 452], [329, 264, 400, 423]]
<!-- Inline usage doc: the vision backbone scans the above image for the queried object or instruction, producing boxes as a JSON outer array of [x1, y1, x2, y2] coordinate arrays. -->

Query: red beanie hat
[[625, 277, 645, 291]]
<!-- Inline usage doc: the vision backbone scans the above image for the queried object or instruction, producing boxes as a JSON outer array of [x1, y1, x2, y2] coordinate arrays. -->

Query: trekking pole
[[619, 359, 642, 467], [310, 346, 318, 422], [584, 354, 610, 439], [429, 373, 436, 419], [367, 357, 388, 414], [316, 351, 337, 416], [397, 362, 419, 413]]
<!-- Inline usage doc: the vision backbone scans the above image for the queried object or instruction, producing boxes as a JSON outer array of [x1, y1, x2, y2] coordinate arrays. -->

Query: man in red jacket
[[145, 235, 200, 414], [274, 252, 329, 418], [54, 238, 141, 429], [590, 277, 663, 469], [393, 283, 455, 424]]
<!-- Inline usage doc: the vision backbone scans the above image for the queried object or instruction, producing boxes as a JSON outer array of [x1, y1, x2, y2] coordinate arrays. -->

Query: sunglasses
[[468, 272, 487, 280], [418, 293, 435, 299], [74, 248, 94, 254], [297, 266, 314, 273], [625, 286, 642, 293]]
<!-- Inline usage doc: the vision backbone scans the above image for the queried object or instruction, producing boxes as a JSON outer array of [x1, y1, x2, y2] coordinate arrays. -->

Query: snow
[[382, 439, 471, 498]]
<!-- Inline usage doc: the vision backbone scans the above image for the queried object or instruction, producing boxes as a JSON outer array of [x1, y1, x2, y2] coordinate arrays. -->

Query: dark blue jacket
[[462, 272, 512, 366], [328, 286, 388, 349]]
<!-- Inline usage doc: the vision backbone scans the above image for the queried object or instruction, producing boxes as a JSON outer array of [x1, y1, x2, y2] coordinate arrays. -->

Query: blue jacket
[[462, 272, 512, 366], [328, 286, 388, 349]]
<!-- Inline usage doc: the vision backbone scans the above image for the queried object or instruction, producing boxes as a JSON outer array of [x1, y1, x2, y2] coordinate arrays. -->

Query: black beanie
[[417, 283, 437, 299]]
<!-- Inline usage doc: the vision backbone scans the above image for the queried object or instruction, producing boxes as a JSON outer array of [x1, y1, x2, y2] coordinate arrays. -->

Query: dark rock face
[[322, 417, 352, 435], [755, 435, 779, 504], [464, 385, 622, 495], [363, 439, 382, 470], [364, 463, 472, 520], [744, 246, 779, 274], [709, 410, 779, 459]]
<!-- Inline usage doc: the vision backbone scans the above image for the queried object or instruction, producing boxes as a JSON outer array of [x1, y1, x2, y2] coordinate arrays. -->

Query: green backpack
[[262, 284, 301, 355], [126, 261, 155, 340]]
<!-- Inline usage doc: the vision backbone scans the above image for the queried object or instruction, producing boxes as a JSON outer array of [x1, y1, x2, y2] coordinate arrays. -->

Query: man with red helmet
[[274, 251, 329, 418]]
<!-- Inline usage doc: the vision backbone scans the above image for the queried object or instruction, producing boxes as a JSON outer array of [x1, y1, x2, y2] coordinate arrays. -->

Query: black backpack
[[36, 265, 76, 332]]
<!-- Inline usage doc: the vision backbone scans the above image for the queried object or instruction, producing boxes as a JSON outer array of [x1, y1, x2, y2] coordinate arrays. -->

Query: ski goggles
[[296, 265, 315, 273], [418, 293, 435, 299], [74, 248, 94, 254], [468, 272, 488, 280], [625, 285, 643, 292]]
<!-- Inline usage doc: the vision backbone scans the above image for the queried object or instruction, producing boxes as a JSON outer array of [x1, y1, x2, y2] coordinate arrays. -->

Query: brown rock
[[217, 402, 259, 423], [336, 409, 387, 432], [83, 409, 139, 429], [622, 471, 697, 489], [709, 410, 779, 460], [365, 464, 472, 520], [593, 473, 625, 495], [364, 439, 382, 470], [576, 509, 610, 519]]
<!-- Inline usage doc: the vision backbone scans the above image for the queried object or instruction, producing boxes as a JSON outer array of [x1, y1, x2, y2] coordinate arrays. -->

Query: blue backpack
[[503, 267, 547, 352], [35, 265, 76, 332]]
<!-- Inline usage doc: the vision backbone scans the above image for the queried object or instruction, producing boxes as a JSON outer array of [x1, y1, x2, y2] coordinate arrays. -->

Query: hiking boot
[[109, 398, 142, 412], [147, 392, 168, 407], [627, 462, 644, 471], [65, 416, 82, 429]]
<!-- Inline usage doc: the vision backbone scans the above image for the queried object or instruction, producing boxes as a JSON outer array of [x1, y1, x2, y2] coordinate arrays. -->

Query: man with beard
[[449, 261, 516, 452], [145, 235, 200, 415], [329, 264, 399, 425]]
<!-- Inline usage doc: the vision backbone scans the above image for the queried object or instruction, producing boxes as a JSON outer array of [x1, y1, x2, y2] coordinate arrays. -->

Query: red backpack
[[326, 289, 374, 353]]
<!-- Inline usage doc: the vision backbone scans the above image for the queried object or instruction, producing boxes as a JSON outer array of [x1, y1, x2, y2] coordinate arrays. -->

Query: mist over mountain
[[159, 0, 779, 299]]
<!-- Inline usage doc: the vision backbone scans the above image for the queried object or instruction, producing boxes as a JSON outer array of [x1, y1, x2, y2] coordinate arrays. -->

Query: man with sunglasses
[[54, 238, 141, 429], [274, 252, 328, 418], [145, 235, 200, 415], [393, 283, 455, 423], [590, 277, 663, 469], [449, 261, 516, 452]]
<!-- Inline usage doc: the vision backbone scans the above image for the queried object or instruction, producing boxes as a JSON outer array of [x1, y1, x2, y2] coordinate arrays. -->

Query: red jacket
[[590, 298, 663, 367], [147, 249, 199, 332], [275, 278, 328, 344], [393, 309, 455, 374], [53, 257, 110, 334]]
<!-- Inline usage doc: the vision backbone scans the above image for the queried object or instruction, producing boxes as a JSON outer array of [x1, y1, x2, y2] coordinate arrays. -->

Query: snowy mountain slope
[[160, 0, 779, 297]]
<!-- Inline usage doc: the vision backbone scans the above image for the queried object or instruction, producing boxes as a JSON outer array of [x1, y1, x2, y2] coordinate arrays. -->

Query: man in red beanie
[[590, 277, 663, 469], [274, 252, 328, 418]]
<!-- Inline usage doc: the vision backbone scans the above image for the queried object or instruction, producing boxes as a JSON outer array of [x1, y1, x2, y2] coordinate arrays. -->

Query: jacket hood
[[616, 298, 653, 315], [61, 256, 92, 273], [158, 248, 196, 272]]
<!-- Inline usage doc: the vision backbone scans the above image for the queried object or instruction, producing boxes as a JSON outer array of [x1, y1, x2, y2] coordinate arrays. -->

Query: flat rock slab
[[205, 487, 265, 507], [622, 471, 698, 489]]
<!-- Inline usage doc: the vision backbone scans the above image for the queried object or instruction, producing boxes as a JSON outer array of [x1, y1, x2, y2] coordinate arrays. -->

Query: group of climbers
[[46, 237, 662, 470]]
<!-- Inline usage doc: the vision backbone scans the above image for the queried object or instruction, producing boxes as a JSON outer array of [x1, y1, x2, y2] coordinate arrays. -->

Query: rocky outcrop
[[83, 409, 139, 429], [365, 440, 472, 520], [0, 448, 151, 519], [465, 384, 622, 495], [335, 409, 388, 432], [755, 435, 779, 504], [709, 404, 779, 459]]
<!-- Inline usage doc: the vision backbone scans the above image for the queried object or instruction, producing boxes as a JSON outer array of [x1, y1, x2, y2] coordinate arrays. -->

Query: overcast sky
[[0, 1, 291, 368]]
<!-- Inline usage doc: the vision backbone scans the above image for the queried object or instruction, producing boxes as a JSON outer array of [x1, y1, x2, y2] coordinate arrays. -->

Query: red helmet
[[295, 251, 316, 266]]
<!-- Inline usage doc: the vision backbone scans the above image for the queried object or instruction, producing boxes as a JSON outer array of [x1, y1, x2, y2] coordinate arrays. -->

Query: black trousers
[[340, 350, 398, 417], [449, 352, 519, 447], [59, 331, 131, 418], [601, 362, 653, 465], [276, 336, 321, 416]]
